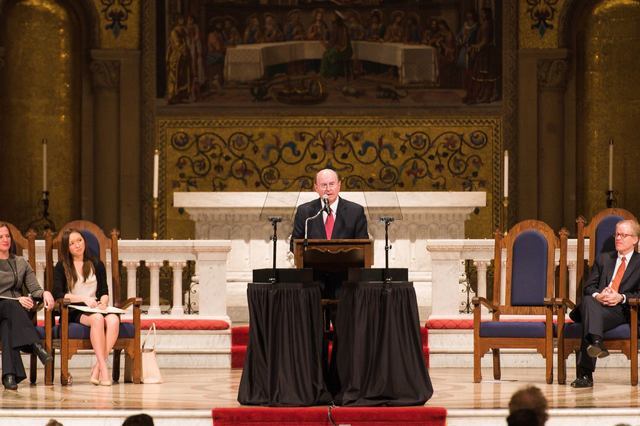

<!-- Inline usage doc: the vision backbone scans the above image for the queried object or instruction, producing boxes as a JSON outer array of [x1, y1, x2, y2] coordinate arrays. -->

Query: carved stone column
[[537, 57, 568, 230], [147, 261, 162, 316], [90, 54, 120, 232], [170, 261, 186, 316]]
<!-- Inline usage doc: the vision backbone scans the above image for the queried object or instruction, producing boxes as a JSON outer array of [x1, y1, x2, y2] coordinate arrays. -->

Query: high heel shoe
[[99, 379, 112, 386], [90, 364, 100, 385]]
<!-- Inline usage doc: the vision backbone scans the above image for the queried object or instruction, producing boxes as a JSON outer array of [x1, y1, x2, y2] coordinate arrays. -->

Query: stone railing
[[31, 240, 231, 320], [426, 238, 587, 318]]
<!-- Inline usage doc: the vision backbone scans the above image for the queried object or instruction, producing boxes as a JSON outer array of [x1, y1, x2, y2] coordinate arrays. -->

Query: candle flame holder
[[606, 190, 617, 209], [27, 191, 56, 236]]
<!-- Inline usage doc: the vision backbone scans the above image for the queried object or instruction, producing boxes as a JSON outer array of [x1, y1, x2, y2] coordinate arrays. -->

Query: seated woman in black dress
[[0, 222, 54, 390], [53, 228, 120, 386]]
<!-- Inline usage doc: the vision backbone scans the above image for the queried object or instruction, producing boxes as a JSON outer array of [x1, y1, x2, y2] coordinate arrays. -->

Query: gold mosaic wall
[[0, 0, 79, 233], [157, 117, 502, 239]]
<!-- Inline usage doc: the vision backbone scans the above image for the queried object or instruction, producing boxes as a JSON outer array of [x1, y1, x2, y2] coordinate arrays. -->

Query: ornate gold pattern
[[157, 117, 501, 239], [93, 0, 140, 49], [520, 0, 567, 48]]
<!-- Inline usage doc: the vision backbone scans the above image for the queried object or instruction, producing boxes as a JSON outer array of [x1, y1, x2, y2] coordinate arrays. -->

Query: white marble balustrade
[[426, 238, 587, 319], [31, 240, 231, 321]]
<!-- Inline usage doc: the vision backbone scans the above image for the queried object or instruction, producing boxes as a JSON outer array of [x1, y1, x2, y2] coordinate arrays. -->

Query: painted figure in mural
[[0, 223, 54, 391], [186, 15, 205, 101], [206, 19, 226, 90], [383, 11, 405, 42], [346, 10, 365, 41], [307, 8, 329, 41], [434, 20, 457, 87], [421, 18, 440, 46], [365, 9, 385, 42], [284, 9, 305, 41], [404, 13, 421, 44], [243, 14, 263, 44], [464, 7, 498, 104], [320, 10, 353, 79], [222, 16, 242, 47], [166, 15, 192, 104], [263, 13, 284, 42], [456, 10, 479, 86]]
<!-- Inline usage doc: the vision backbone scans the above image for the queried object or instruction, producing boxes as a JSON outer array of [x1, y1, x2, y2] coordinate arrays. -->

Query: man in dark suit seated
[[291, 169, 369, 298], [571, 219, 640, 388]]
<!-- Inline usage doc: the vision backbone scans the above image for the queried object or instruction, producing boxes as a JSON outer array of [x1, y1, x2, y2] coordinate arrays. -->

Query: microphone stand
[[380, 216, 394, 283], [303, 209, 324, 250], [268, 216, 282, 283]]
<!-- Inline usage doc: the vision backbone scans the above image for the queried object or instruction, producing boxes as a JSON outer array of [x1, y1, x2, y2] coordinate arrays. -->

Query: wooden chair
[[45, 220, 141, 385], [0, 221, 52, 384], [556, 208, 639, 385], [472, 220, 568, 383]]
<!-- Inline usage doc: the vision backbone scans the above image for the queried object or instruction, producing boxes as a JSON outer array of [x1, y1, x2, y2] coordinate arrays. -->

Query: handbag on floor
[[141, 322, 163, 384]]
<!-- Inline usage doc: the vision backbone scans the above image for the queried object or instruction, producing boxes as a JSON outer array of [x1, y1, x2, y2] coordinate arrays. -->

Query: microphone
[[304, 197, 328, 248], [322, 194, 331, 214]]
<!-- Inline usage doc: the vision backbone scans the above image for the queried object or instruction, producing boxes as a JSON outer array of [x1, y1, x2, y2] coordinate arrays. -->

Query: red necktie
[[325, 210, 334, 240], [611, 257, 627, 292]]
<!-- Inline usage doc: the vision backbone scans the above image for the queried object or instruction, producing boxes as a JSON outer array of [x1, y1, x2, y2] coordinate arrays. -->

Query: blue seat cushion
[[563, 322, 632, 340], [61, 322, 135, 339], [480, 321, 552, 338], [35, 325, 46, 340]]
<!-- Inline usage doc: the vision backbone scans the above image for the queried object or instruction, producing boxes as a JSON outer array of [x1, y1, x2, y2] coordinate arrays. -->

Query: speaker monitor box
[[347, 267, 409, 282], [252, 268, 315, 284]]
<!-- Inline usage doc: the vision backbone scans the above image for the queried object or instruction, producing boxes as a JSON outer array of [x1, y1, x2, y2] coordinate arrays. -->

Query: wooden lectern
[[292, 239, 373, 270]]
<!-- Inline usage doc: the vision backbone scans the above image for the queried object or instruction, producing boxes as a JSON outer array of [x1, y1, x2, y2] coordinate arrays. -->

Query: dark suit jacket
[[291, 196, 368, 250], [582, 251, 640, 313]]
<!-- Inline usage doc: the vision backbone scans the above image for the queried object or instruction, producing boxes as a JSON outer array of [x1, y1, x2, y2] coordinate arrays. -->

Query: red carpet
[[231, 325, 430, 369], [212, 406, 447, 425]]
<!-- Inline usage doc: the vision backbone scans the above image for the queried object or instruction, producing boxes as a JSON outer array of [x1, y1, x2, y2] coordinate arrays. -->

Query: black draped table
[[332, 280, 434, 406], [238, 270, 433, 407], [237, 280, 331, 406]]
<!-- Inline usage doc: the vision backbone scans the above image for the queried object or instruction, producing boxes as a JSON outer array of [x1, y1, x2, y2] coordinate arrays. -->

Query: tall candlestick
[[608, 139, 613, 192], [503, 150, 509, 198], [42, 138, 48, 193], [153, 149, 159, 199]]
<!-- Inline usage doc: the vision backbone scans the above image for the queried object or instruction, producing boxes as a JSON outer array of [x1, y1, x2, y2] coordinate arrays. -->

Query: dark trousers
[[577, 295, 627, 374], [0, 300, 40, 383]]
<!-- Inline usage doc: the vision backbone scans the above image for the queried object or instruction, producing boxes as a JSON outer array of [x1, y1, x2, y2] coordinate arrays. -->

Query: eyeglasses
[[317, 182, 338, 190], [614, 232, 635, 239]]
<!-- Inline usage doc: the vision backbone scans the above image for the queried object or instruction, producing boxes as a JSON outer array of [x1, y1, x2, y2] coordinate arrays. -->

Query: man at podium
[[291, 168, 369, 300], [292, 169, 368, 243]]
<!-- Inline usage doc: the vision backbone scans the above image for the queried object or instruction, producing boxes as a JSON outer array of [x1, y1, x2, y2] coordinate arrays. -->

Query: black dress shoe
[[31, 342, 53, 365], [2, 374, 17, 390], [587, 339, 609, 358], [570, 375, 594, 388]]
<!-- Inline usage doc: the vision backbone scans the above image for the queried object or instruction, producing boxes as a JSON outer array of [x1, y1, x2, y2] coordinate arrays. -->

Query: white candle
[[503, 150, 509, 198], [153, 149, 159, 199], [608, 139, 613, 192], [42, 139, 48, 193]]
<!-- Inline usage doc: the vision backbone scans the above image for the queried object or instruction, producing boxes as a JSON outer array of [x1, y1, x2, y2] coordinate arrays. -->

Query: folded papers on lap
[[69, 305, 126, 314]]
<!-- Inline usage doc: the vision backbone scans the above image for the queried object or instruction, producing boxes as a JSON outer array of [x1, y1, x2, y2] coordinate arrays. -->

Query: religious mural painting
[[158, 0, 502, 108]]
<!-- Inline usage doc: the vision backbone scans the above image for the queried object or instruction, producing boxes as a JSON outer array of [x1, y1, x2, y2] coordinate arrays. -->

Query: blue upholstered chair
[[45, 220, 141, 385], [472, 220, 568, 383], [556, 208, 639, 385], [0, 222, 51, 384]]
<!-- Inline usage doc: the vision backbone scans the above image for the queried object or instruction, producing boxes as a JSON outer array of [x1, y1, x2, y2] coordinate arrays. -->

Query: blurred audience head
[[507, 385, 548, 426]]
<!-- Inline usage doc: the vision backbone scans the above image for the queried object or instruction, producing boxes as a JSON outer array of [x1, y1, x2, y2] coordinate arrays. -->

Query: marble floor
[[1, 367, 639, 411]]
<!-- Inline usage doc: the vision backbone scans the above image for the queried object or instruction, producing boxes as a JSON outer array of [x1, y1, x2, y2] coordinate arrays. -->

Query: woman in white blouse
[[53, 229, 120, 386]]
